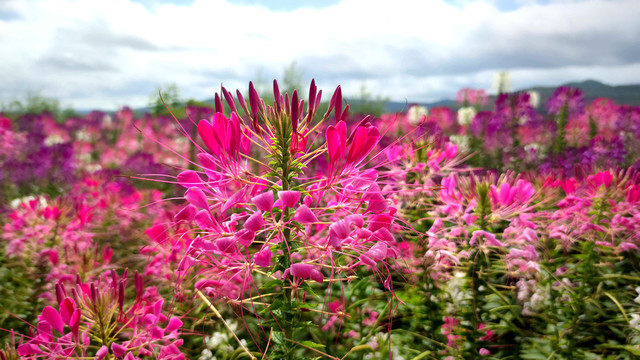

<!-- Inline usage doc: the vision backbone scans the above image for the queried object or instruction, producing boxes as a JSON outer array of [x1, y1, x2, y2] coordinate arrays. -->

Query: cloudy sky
[[1, 0, 639, 110]]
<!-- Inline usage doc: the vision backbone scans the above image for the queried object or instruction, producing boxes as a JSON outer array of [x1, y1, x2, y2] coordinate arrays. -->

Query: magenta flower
[[288, 263, 324, 284]]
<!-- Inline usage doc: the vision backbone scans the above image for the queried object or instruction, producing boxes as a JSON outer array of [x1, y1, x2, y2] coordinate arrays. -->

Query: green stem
[[553, 105, 568, 155]]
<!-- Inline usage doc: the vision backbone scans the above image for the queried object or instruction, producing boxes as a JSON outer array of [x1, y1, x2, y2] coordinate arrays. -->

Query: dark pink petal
[[151, 326, 164, 339], [346, 214, 364, 228], [249, 81, 259, 122], [144, 314, 158, 325], [103, 247, 113, 263], [145, 224, 168, 244], [372, 228, 395, 243], [236, 89, 249, 114], [69, 309, 81, 335], [197, 120, 220, 156], [210, 113, 228, 152], [365, 242, 388, 262], [37, 320, 52, 341], [244, 211, 264, 232], [340, 104, 350, 122], [294, 205, 318, 224], [214, 93, 224, 114], [175, 204, 197, 221], [197, 152, 218, 170], [334, 86, 343, 123], [291, 90, 299, 133], [49, 249, 59, 265], [254, 247, 272, 267], [330, 219, 351, 239], [326, 121, 346, 165], [17, 344, 43, 356], [620, 242, 639, 251], [55, 283, 65, 304], [191, 237, 217, 251], [222, 189, 247, 213], [278, 191, 301, 208], [165, 317, 183, 333], [195, 279, 224, 289], [153, 299, 164, 316], [367, 213, 393, 232], [308, 79, 317, 116], [241, 127, 252, 154], [111, 342, 127, 357], [96, 345, 108, 360], [252, 191, 274, 212], [185, 187, 209, 209], [347, 125, 380, 165], [364, 186, 388, 213], [328, 232, 342, 249], [470, 230, 504, 247], [383, 275, 393, 291], [222, 86, 236, 113], [290, 263, 324, 283], [228, 112, 242, 154], [177, 256, 195, 273], [135, 271, 143, 298], [216, 237, 237, 253], [195, 210, 216, 229], [357, 228, 373, 239], [59, 297, 76, 326], [315, 89, 323, 110], [41, 306, 64, 333], [235, 229, 256, 247], [177, 170, 202, 188]]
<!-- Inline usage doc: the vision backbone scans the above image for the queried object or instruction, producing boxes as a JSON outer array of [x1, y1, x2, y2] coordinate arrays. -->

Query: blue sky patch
[[0, 9, 21, 21]]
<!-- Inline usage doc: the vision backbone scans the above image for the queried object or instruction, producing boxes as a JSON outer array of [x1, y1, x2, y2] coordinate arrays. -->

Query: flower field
[[1, 81, 640, 359]]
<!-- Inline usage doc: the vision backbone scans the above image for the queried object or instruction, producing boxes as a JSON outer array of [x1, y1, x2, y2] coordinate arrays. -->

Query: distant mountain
[[523, 79, 640, 108], [383, 99, 457, 113], [131, 80, 639, 115], [384, 80, 640, 114]]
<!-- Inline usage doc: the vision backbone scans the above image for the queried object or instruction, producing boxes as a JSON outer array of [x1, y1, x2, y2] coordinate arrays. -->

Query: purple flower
[[547, 87, 585, 116], [122, 152, 169, 176]]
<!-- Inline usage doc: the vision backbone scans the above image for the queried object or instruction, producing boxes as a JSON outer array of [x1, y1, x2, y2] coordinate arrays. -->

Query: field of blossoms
[[1, 80, 640, 360]]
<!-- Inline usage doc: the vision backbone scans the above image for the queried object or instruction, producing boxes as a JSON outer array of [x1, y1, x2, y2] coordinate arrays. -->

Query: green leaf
[[598, 344, 640, 356], [300, 281, 318, 297], [271, 331, 285, 345], [300, 340, 325, 349], [260, 279, 284, 291]]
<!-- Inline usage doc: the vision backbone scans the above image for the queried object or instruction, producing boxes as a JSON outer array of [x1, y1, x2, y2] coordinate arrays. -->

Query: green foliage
[[0, 251, 47, 345], [282, 61, 304, 96], [148, 83, 186, 118], [1, 92, 79, 122], [346, 84, 389, 117]]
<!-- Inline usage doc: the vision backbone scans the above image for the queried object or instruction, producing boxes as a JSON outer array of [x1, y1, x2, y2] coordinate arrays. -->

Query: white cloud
[[0, 0, 639, 109]]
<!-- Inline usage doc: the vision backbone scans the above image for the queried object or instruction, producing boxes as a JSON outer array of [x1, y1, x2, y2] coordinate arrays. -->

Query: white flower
[[516, 278, 530, 303], [492, 71, 512, 94], [206, 332, 228, 349], [198, 349, 213, 360], [10, 196, 47, 209], [528, 91, 540, 108], [449, 135, 470, 152], [407, 105, 428, 125], [634, 287, 640, 304], [76, 128, 92, 142], [457, 107, 476, 126], [630, 313, 640, 330], [44, 134, 65, 146], [85, 164, 103, 173]]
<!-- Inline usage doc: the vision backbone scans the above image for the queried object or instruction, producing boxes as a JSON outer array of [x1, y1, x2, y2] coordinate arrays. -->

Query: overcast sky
[[1, 0, 639, 110]]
